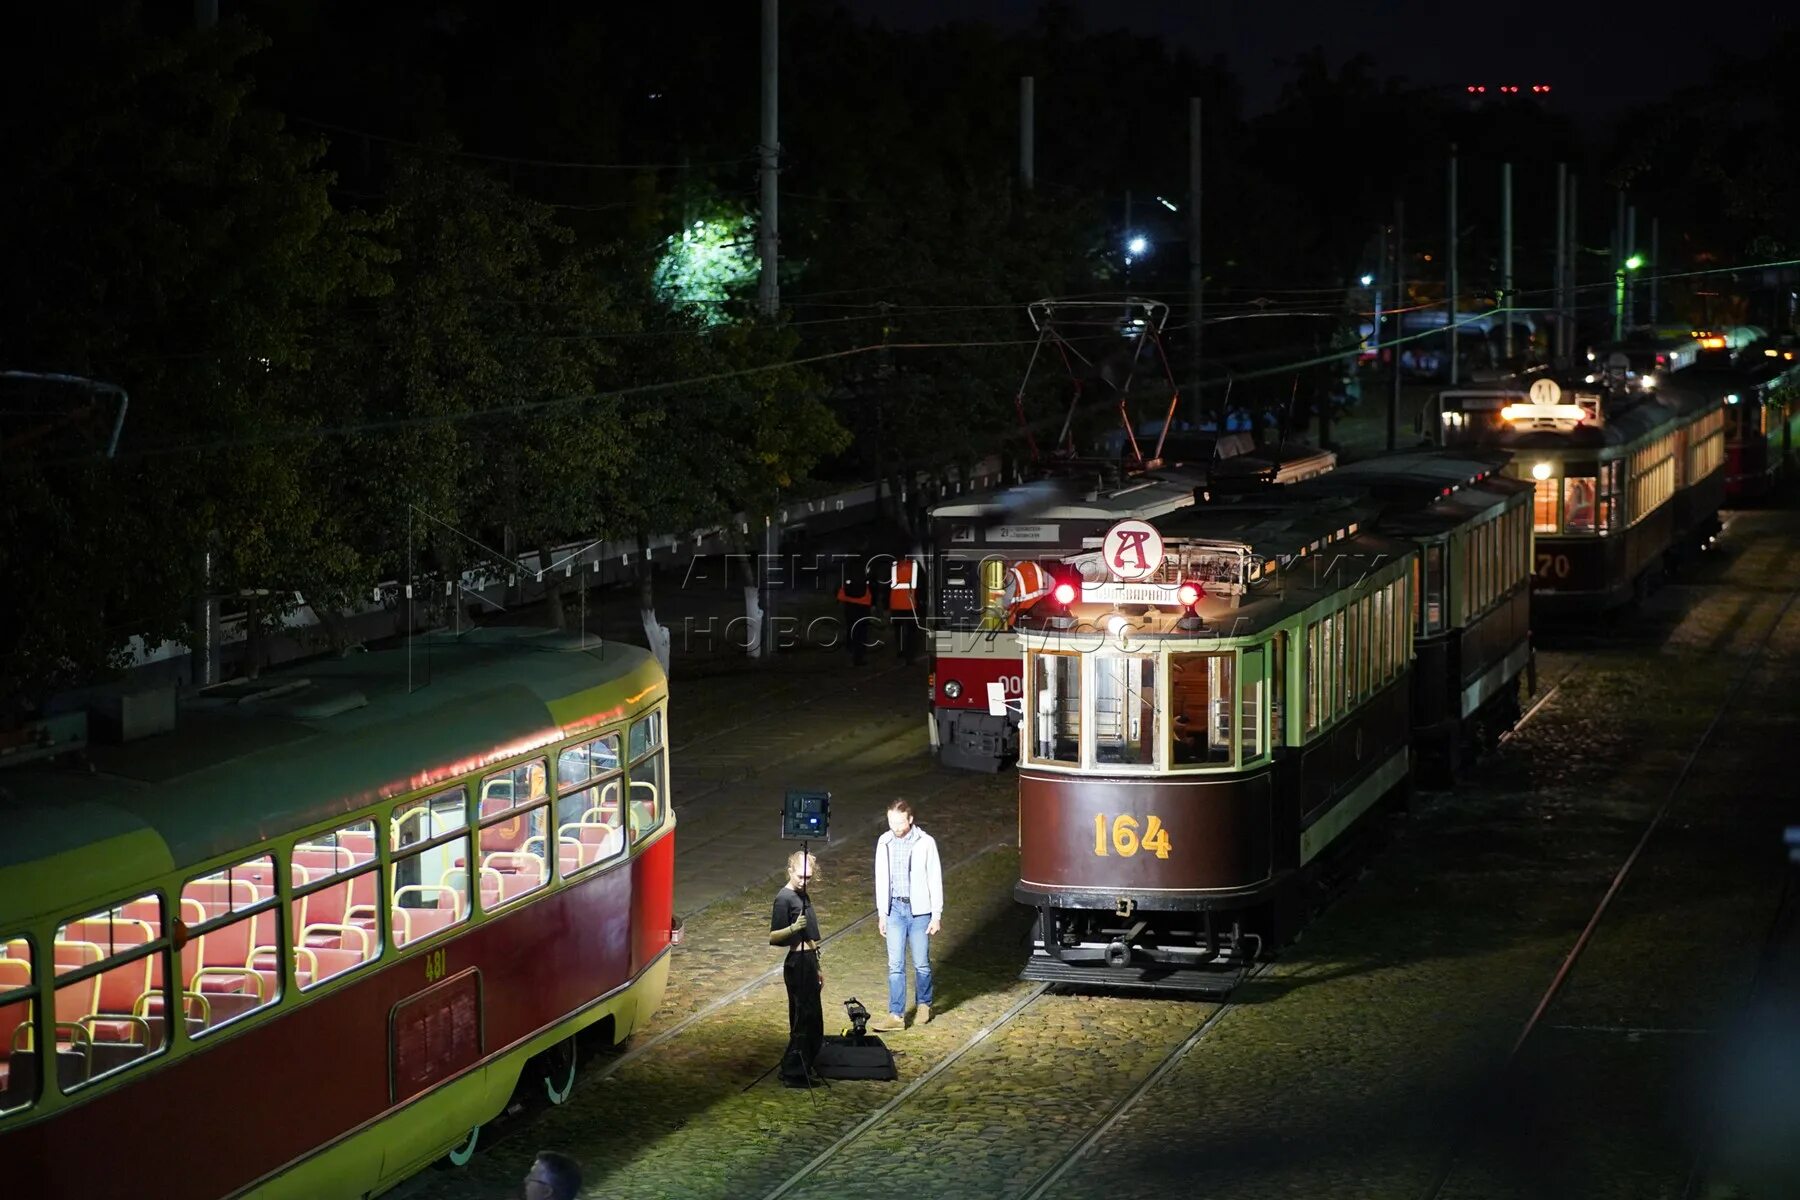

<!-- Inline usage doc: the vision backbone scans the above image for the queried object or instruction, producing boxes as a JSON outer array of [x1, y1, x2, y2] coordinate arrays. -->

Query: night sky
[[844, 0, 1792, 120]]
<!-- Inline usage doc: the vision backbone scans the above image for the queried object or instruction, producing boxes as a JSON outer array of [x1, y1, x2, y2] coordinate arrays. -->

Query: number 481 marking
[[1093, 813, 1172, 859]]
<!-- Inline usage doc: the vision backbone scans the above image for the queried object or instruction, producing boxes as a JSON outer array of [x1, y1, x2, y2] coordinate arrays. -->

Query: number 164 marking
[[1092, 813, 1172, 859]]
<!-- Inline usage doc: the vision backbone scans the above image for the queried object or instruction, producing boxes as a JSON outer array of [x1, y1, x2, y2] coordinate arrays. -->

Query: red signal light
[[1052, 581, 1076, 605], [1176, 581, 1202, 607]]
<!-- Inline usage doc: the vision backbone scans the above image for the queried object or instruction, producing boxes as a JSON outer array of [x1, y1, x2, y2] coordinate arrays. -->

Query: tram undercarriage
[[1022, 900, 1262, 996]]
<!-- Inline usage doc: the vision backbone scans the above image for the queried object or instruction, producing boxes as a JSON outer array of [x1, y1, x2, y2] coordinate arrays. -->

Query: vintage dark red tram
[[1664, 341, 1800, 504], [1010, 500, 1414, 993]]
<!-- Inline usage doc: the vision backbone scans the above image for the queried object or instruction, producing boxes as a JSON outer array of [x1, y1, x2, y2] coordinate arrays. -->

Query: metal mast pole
[[1650, 216, 1660, 327], [1625, 205, 1638, 331], [1567, 175, 1579, 357], [1501, 162, 1514, 363], [1554, 162, 1568, 365], [1389, 198, 1404, 451], [1448, 145, 1459, 386], [1613, 189, 1626, 339], [1019, 76, 1034, 191], [1189, 96, 1203, 427], [758, 0, 780, 319], [758, 0, 780, 657]]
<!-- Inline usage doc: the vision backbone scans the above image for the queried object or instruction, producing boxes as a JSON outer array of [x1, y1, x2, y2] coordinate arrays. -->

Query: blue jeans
[[885, 897, 933, 1016]]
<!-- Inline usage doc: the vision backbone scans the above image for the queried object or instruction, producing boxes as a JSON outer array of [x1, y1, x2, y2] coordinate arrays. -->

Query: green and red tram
[[0, 628, 677, 1197]]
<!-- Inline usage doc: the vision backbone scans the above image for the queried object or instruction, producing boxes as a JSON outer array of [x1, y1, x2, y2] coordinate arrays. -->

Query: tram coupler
[[1104, 918, 1148, 967], [1115, 896, 1137, 918]]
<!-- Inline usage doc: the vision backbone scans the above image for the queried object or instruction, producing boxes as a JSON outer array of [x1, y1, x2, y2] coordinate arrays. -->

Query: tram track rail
[[1417, 580, 1800, 1200]]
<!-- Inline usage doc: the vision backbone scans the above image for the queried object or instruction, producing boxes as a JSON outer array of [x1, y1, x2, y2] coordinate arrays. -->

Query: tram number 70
[[424, 947, 449, 983], [1536, 552, 1572, 580], [1092, 813, 1172, 859]]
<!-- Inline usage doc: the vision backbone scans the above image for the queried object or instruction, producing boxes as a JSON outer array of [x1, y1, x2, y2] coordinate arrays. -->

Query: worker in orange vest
[[836, 557, 874, 666], [889, 549, 922, 665], [1003, 561, 1052, 625]]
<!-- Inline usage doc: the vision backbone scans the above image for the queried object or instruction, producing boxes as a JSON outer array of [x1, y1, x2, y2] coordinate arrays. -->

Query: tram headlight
[[1104, 613, 1132, 639], [942, 679, 963, 700], [1531, 461, 1553, 481], [1175, 580, 1202, 607]]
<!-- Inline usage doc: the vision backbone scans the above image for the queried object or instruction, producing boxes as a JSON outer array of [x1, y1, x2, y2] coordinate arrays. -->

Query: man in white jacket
[[870, 798, 943, 1031]]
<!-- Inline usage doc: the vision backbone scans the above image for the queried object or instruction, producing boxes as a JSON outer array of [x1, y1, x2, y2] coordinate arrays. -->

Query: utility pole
[[1650, 216, 1660, 327], [757, 0, 780, 657], [1389, 197, 1404, 451], [1447, 145, 1459, 386], [1554, 162, 1567, 366], [1567, 175, 1579, 358], [1019, 77, 1035, 191], [1188, 96, 1203, 428], [1501, 162, 1514, 363], [1625, 205, 1638, 331]]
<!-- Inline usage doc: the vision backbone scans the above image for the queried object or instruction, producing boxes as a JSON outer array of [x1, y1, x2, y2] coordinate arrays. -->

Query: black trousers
[[781, 949, 823, 1084], [841, 605, 872, 664], [894, 613, 918, 663]]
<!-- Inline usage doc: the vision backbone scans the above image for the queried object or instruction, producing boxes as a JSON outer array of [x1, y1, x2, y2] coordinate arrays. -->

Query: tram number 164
[[1092, 813, 1172, 859]]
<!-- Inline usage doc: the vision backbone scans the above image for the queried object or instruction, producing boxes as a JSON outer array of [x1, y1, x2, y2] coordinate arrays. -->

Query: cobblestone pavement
[[403, 508, 1798, 1200]]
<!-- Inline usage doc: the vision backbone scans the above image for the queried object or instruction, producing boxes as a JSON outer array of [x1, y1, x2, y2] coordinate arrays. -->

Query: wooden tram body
[[1012, 498, 1413, 993], [1320, 454, 1535, 781], [0, 629, 677, 1198], [1430, 378, 1727, 615], [927, 446, 1337, 772]]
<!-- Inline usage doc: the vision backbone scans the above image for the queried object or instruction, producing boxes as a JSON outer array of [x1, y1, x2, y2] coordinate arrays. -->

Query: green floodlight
[[1624, 254, 1644, 270]]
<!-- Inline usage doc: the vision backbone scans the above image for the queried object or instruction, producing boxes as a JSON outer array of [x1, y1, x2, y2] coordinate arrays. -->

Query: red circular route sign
[[1102, 519, 1164, 582]]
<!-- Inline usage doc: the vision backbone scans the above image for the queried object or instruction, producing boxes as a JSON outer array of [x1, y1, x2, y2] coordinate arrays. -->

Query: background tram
[[1010, 498, 1413, 992], [1663, 337, 1800, 504], [927, 444, 1337, 772], [0, 628, 677, 1198], [1427, 376, 1726, 614]]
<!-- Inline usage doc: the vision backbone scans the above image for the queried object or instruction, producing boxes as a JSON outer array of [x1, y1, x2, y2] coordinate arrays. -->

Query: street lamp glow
[[1624, 254, 1644, 270], [1360, 274, 1375, 287], [1126, 235, 1149, 257], [1157, 196, 1178, 212]]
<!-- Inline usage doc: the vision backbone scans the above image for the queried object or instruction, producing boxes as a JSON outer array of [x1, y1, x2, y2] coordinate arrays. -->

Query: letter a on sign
[[1103, 519, 1163, 582]]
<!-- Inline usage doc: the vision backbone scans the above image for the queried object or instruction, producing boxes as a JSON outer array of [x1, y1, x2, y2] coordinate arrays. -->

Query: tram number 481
[[424, 947, 449, 983], [1092, 813, 1172, 859]]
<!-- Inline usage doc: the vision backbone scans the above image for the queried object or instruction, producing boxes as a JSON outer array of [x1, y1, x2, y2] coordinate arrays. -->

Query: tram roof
[[0, 629, 663, 917], [1299, 452, 1530, 535]]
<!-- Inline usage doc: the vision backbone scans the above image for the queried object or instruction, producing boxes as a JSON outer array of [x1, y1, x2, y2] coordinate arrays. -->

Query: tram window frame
[[1269, 632, 1287, 750], [1029, 650, 1082, 765], [293, 818, 382, 992], [628, 712, 667, 846], [0, 933, 37, 1116], [51, 892, 172, 1092], [478, 759, 552, 911], [1532, 474, 1559, 534], [390, 787, 474, 949], [1239, 645, 1266, 762], [1563, 474, 1598, 535], [180, 855, 285, 1039], [1303, 623, 1319, 736], [556, 731, 625, 878], [1169, 649, 1237, 767], [1092, 654, 1158, 768], [1423, 544, 1445, 634]]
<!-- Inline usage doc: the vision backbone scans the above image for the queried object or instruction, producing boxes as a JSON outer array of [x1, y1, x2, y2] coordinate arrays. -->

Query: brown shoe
[[869, 1012, 904, 1033], [915, 1003, 931, 1025]]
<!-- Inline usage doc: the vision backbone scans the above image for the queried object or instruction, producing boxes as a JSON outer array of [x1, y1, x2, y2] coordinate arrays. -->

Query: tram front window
[[1170, 651, 1235, 765], [1093, 655, 1157, 766], [1030, 652, 1080, 763], [1563, 475, 1598, 533]]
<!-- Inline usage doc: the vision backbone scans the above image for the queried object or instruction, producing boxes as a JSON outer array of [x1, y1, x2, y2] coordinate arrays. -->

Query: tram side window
[[1239, 646, 1265, 761], [1423, 545, 1444, 634], [1304, 624, 1319, 735], [1564, 476, 1598, 534], [295, 819, 381, 991], [629, 712, 667, 845], [1269, 632, 1286, 749], [479, 760, 551, 909], [556, 732, 625, 877], [1598, 462, 1622, 532], [1094, 655, 1157, 766], [1344, 599, 1360, 708], [1030, 652, 1081, 763], [51, 894, 170, 1092], [1171, 651, 1235, 765], [1, 936, 36, 1114], [182, 858, 282, 1036], [391, 788, 472, 948], [1532, 476, 1558, 533]]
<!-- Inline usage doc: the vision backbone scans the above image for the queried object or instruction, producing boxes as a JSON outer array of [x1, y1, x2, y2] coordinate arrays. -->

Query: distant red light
[[1176, 581, 1201, 607], [1477, 86, 1487, 93], [1052, 581, 1076, 605], [1543, 85, 1551, 93], [1467, 85, 1476, 93]]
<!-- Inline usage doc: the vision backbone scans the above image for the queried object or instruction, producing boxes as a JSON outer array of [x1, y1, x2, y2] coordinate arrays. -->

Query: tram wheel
[[540, 1035, 578, 1105], [445, 1124, 482, 1168]]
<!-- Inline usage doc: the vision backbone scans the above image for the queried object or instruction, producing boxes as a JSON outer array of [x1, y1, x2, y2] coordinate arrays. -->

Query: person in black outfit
[[836, 558, 873, 666], [770, 850, 824, 1086]]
